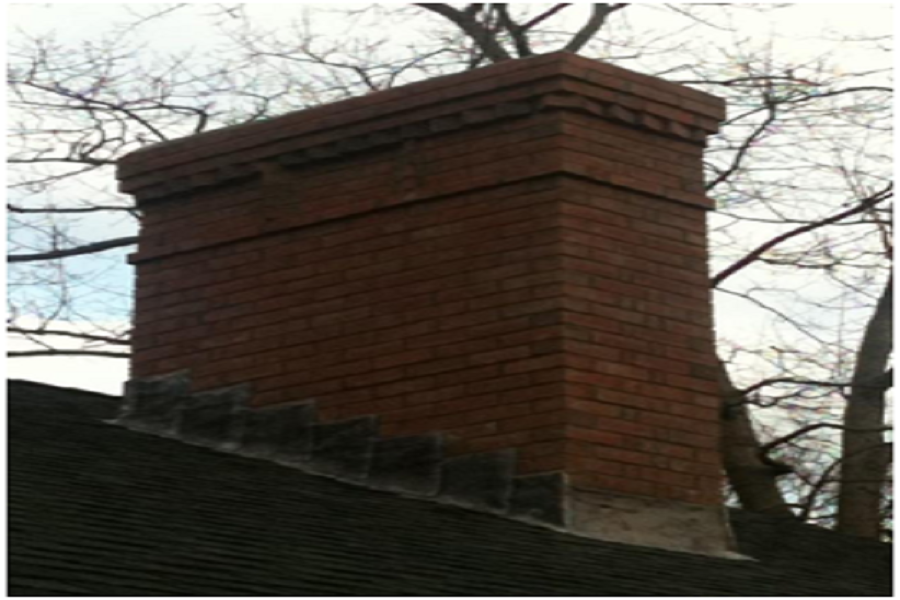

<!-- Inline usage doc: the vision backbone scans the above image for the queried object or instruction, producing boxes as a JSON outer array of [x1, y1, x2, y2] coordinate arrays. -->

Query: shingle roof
[[8, 379, 892, 596]]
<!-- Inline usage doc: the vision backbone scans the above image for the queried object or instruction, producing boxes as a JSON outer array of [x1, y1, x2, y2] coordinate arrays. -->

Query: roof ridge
[[7, 379, 121, 402]]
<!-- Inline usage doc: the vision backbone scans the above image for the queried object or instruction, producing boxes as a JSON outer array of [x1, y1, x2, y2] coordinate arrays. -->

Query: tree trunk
[[719, 361, 795, 517], [837, 274, 893, 538]]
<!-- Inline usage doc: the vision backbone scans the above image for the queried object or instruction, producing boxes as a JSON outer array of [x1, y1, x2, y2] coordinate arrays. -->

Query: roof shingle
[[8, 380, 892, 596]]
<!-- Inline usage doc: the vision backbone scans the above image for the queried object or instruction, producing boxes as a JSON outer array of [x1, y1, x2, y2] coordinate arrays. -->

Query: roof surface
[[8, 379, 893, 596]]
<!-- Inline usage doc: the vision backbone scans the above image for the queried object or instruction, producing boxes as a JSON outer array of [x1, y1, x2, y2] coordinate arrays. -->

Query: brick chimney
[[117, 52, 734, 556]]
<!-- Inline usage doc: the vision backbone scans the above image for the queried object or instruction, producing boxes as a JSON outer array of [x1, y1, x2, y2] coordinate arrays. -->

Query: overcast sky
[[5, 1, 893, 395]]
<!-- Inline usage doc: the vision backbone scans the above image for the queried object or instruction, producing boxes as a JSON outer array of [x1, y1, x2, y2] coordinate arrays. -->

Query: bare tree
[[7, 3, 892, 537]]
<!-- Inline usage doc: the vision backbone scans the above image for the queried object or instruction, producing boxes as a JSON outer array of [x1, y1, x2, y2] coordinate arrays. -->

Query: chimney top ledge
[[117, 52, 725, 196]]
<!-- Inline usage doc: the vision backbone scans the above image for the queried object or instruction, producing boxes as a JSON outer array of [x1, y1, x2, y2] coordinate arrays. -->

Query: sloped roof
[[8, 380, 892, 596]]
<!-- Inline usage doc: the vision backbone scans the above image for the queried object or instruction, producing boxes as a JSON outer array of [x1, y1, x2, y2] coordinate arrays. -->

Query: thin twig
[[8, 349, 131, 358], [712, 184, 892, 287], [761, 423, 893, 456], [8, 236, 138, 263], [9, 327, 131, 346], [8, 203, 135, 214]]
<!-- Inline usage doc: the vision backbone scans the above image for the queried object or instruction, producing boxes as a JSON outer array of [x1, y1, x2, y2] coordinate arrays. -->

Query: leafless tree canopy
[[7, 3, 893, 538]]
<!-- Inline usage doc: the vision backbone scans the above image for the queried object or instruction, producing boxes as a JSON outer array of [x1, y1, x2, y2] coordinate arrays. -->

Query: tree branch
[[711, 184, 892, 287], [495, 4, 533, 58], [563, 3, 627, 54], [521, 4, 571, 30], [719, 359, 795, 516], [7, 349, 131, 358], [7, 156, 115, 167], [839, 274, 894, 537], [705, 100, 778, 192], [8, 327, 131, 346], [761, 423, 893, 457], [738, 373, 892, 398], [415, 4, 513, 63], [8, 203, 135, 214], [8, 236, 138, 263]]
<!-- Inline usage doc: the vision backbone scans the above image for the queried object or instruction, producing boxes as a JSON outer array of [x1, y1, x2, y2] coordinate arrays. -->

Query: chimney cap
[[117, 52, 725, 196]]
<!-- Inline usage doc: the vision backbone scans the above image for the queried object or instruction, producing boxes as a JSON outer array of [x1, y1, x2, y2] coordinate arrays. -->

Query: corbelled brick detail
[[119, 52, 734, 555]]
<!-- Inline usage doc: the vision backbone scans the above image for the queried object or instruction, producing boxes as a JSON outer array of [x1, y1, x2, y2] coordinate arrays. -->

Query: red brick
[[372, 377, 435, 398], [567, 427, 626, 447], [568, 456, 624, 477], [458, 431, 534, 454], [435, 338, 497, 359], [371, 349, 435, 370], [572, 473, 657, 498], [469, 346, 533, 365], [498, 411, 564, 433], [404, 385, 468, 407], [466, 374, 533, 395], [344, 368, 405, 388], [127, 53, 725, 509], [519, 454, 566, 474], [638, 411, 707, 433], [433, 365, 502, 388]]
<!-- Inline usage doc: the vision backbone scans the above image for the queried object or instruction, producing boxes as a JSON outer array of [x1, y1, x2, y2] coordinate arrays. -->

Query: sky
[[6, 318, 130, 394], [5, 1, 894, 396]]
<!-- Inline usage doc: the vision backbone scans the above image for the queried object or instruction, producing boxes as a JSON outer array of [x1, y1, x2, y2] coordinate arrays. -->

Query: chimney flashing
[[117, 370, 740, 556]]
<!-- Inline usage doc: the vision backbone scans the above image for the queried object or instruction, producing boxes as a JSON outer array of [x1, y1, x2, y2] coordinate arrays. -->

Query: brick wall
[[555, 176, 722, 505], [123, 52, 726, 511]]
